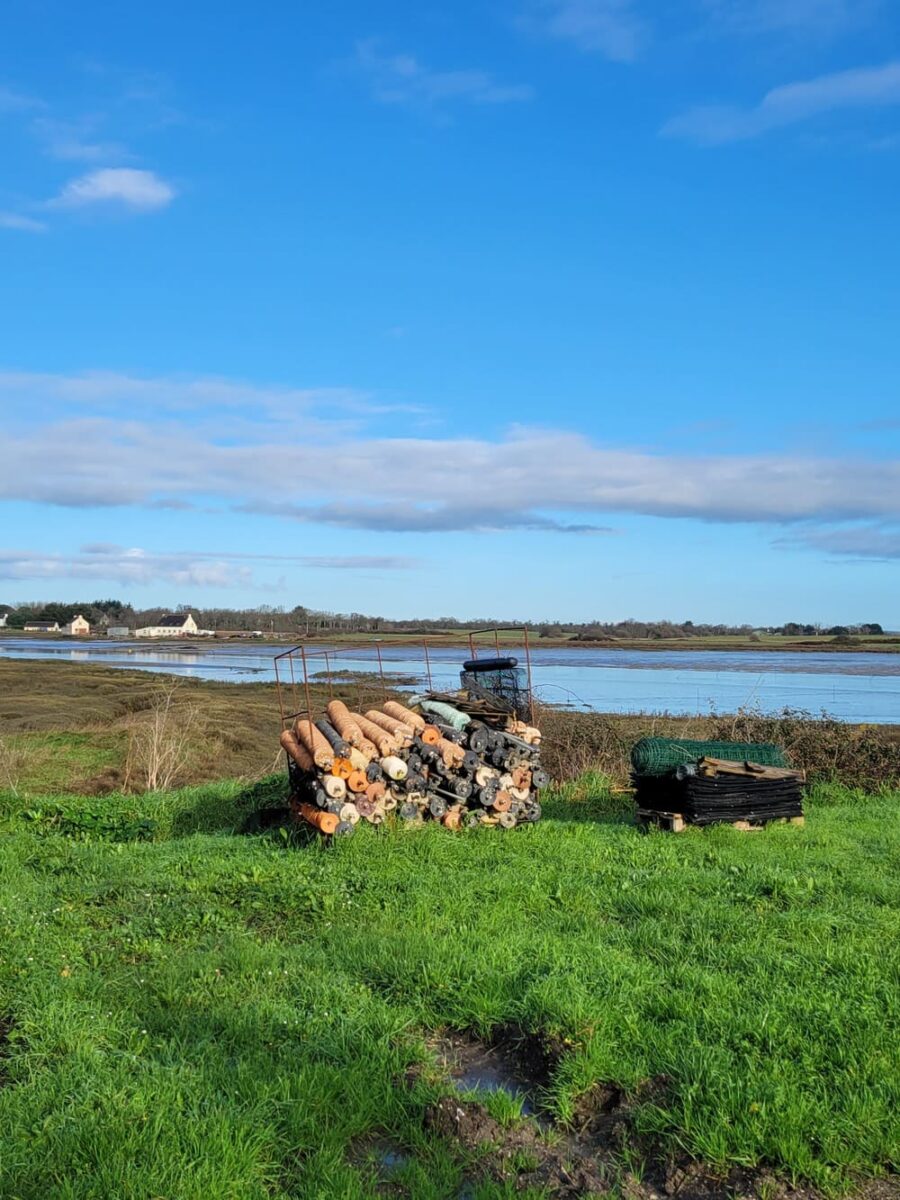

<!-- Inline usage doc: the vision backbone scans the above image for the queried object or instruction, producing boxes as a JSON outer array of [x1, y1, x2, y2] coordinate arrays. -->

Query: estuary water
[[2, 637, 899, 723]]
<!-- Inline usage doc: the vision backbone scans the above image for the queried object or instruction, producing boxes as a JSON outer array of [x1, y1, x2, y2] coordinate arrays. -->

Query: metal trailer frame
[[273, 629, 535, 730], [465, 626, 535, 726]]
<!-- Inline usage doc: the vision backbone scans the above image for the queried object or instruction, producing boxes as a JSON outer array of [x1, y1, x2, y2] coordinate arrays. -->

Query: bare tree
[[124, 682, 202, 792]]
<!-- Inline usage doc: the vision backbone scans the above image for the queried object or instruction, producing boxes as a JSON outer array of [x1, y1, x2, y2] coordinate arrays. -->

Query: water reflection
[[2, 638, 898, 724]]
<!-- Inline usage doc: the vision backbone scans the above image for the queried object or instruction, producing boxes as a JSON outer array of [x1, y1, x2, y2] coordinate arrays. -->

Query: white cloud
[[664, 60, 900, 144], [0, 545, 419, 587], [355, 41, 534, 107], [0, 547, 251, 588], [0, 371, 899, 538], [48, 167, 176, 211], [524, 0, 645, 61], [0, 212, 46, 233]]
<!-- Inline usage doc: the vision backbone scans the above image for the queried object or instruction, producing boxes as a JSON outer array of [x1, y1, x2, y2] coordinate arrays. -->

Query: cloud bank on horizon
[[1, 372, 898, 586]]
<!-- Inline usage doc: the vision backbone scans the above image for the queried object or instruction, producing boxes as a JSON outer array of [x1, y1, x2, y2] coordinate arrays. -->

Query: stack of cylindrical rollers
[[281, 697, 547, 836]]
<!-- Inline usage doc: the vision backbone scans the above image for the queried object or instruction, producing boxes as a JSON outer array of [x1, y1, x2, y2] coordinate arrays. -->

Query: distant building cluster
[[24, 613, 90, 635]]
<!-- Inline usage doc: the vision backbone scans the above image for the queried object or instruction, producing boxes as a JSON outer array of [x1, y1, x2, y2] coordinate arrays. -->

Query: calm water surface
[[3, 638, 899, 724]]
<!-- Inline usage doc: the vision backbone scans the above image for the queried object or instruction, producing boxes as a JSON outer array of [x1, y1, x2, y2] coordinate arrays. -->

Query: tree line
[[0, 600, 886, 639]]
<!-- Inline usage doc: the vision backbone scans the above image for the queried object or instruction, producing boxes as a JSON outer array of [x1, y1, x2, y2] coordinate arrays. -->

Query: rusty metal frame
[[465, 626, 535, 725], [274, 628, 535, 730], [274, 640, 396, 729]]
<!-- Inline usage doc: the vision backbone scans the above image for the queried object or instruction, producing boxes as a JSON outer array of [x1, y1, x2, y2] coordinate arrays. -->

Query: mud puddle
[[431, 1029, 553, 1121]]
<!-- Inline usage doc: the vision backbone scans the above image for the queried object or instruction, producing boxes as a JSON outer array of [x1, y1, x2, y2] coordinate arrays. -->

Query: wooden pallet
[[637, 809, 805, 833]]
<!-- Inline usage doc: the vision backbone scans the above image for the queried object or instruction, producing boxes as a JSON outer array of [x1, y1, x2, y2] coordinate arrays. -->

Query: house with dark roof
[[24, 620, 60, 633], [134, 612, 198, 638]]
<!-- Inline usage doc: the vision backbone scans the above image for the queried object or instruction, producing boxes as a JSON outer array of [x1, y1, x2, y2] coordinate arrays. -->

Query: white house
[[64, 614, 90, 636], [0, 611, 8, 629], [24, 620, 60, 633], [135, 612, 199, 638]]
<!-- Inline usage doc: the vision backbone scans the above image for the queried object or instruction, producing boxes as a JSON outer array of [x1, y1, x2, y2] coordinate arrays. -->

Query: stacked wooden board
[[281, 697, 547, 836]]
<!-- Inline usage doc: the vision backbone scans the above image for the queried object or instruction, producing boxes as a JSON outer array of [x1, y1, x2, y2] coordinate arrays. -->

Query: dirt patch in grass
[[424, 1032, 898, 1200], [431, 1025, 565, 1121]]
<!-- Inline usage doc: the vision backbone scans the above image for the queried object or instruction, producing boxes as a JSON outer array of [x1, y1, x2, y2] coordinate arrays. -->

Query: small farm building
[[135, 612, 198, 638]]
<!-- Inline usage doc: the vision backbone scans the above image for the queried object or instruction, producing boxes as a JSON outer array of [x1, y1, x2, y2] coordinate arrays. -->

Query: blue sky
[[1, 0, 899, 623]]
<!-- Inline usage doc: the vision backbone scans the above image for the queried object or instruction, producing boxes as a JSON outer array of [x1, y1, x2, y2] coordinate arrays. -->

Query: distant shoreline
[[2, 631, 899, 654]]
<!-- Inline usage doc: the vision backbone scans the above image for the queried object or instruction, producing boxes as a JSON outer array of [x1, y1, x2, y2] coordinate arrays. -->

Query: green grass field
[[1, 773, 897, 1199]]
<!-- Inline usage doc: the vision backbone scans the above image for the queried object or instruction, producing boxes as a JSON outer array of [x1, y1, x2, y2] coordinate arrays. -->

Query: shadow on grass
[[541, 787, 637, 826], [170, 775, 291, 838]]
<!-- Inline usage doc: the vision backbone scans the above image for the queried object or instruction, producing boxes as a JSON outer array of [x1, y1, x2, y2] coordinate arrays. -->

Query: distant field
[[0, 773, 897, 1199]]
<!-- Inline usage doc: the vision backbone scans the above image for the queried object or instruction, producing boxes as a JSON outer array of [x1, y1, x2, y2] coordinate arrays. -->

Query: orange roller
[[365, 780, 386, 804], [350, 714, 396, 757], [443, 810, 462, 831], [346, 770, 368, 794], [365, 710, 415, 743], [280, 729, 315, 772], [511, 766, 532, 790], [293, 719, 333, 769], [383, 700, 427, 732], [438, 737, 466, 768], [326, 701, 377, 755], [331, 757, 353, 780], [297, 802, 339, 835], [420, 724, 441, 746], [494, 791, 512, 813]]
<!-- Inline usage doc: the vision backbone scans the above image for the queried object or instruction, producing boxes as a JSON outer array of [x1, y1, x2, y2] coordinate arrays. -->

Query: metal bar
[[422, 638, 433, 692], [289, 651, 300, 733], [275, 657, 286, 727], [300, 644, 314, 724], [323, 651, 333, 702], [523, 625, 535, 725], [375, 642, 388, 701]]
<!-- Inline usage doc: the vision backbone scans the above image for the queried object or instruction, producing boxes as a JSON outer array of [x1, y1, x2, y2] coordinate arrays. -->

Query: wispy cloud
[[244, 500, 612, 535], [664, 60, 900, 144], [780, 523, 900, 561], [0, 369, 411, 429], [31, 117, 129, 162], [1, 371, 899, 541], [522, 0, 645, 61], [0, 547, 251, 588], [47, 167, 176, 211], [700, 0, 879, 36], [0, 545, 419, 587], [355, 40, 534, 108], [0, 85, 42, 113], [0, 212, 46, 233]]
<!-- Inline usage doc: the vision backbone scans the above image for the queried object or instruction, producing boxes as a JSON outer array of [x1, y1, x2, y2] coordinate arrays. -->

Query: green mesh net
[[631, 737, 787, 777]]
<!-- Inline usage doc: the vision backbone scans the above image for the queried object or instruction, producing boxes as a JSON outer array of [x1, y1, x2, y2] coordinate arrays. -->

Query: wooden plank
[[696, 756, 806, 783], [637, 809, 805, 834]]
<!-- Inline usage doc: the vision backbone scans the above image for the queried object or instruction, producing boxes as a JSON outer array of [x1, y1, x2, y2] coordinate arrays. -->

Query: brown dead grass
[[1, 660, 897, 794]]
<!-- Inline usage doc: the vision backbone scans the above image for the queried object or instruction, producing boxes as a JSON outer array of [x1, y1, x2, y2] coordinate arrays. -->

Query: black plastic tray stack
[[631, 737, 804, 828]]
